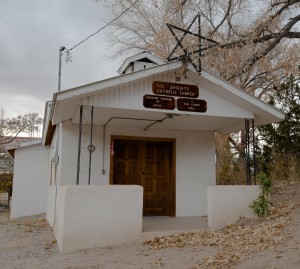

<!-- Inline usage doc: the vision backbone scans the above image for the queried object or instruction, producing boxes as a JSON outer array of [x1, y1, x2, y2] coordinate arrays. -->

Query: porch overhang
[[68, 106, 250, 133], [51, 101, 283, 134]]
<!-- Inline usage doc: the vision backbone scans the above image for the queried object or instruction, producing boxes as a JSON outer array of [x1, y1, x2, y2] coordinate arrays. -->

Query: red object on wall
[[110, 141, 114, 155]]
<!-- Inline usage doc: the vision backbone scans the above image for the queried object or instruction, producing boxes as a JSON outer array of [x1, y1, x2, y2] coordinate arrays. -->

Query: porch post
[[88, 106, 94, 185], [245, 119, 251, 185], [76, 105, 83, 185], [245, 119, 256, 185], [252, 119, 257, 185]]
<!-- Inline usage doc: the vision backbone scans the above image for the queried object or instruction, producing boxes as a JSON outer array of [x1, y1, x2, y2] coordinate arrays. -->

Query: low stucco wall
[[53, 185, 143, 253], [207, 185, 260, 230]]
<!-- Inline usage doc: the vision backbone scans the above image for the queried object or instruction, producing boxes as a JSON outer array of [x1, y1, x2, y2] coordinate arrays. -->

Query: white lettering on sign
[[143, 94, 175, 110], [152, 81, 199, 98], [177, 98, 207, 113]]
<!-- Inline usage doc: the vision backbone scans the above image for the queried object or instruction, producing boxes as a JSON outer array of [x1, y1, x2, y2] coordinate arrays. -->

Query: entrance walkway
[[141, 216, 209, 240]]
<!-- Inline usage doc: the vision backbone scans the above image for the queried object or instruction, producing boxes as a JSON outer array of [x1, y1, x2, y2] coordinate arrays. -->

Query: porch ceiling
[[71, 106, 246, 133]]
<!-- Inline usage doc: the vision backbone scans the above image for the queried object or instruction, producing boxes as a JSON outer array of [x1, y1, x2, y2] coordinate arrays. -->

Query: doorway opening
[[110, 137, 175, 216]]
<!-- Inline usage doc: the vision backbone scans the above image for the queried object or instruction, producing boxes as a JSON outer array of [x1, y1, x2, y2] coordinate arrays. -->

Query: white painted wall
[[54, 185, 143, 253], [207, 185, 261, 230], [59, 120, 103, 186], [10, 144, 50, 218], [47, 121, 95, 226], [46, 185, 56, 227], [54, 121, 215, 217], [46, 126, 60, 225], [176, 131, 215, 216]]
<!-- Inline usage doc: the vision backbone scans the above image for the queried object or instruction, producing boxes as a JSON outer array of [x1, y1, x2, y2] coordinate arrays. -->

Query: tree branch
[[210, 0, 233, 35], [227, 14, 300, 81]]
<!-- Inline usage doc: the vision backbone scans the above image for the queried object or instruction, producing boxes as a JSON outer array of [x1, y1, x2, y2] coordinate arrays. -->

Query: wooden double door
[[112, 139, 174, 216]]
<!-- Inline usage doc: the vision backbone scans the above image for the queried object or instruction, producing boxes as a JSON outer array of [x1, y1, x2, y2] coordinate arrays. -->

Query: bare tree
[[0, 109, 43, 145], [102, 0, 300, 97], [99, 0, 300, 181]]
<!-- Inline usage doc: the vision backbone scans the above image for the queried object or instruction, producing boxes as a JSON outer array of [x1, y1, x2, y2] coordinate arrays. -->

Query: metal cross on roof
[[167, 13, 219, 74]]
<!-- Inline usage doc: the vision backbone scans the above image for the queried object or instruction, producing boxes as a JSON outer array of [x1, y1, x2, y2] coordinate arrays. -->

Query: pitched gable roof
[[43, 59, 284, 144]]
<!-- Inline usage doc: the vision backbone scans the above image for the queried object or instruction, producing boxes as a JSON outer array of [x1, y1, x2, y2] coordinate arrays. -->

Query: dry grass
[[270, 153, 300, 183], [217, 151, 300, 186]]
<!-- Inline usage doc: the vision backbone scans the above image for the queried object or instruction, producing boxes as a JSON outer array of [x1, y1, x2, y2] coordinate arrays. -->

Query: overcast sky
[[0, 0, 123, 118]]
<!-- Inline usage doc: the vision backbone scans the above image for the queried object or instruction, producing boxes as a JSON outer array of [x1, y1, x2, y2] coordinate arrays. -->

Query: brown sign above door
[[152, 81, 199, 98], [143, 94, 176, 110], [177, 98, 207, 112]]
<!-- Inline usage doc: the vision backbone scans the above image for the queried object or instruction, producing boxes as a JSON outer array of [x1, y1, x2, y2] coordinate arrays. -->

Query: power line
[[67, 0, 141, 52]]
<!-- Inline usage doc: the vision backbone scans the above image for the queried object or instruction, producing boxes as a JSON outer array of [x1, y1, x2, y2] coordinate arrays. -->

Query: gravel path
[[0, 183, 299, 269], [0, 213, 60, 268]]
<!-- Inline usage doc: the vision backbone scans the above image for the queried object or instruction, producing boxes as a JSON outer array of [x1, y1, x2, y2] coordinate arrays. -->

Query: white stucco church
[[7, 51, 284, 252]]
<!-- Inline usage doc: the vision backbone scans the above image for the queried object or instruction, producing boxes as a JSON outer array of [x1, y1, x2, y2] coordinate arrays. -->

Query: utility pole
[[58, 46, 65, 92]]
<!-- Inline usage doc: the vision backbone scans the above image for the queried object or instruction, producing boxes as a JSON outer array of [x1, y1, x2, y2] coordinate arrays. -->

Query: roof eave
[[194, 69, 285, 122], [117, 51, 165, 74], [6, 139, 42, 151]]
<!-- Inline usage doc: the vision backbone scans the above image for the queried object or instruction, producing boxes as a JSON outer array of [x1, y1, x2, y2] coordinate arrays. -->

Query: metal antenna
[[58, 46, 65, 92], [198, 13, 201, 74]]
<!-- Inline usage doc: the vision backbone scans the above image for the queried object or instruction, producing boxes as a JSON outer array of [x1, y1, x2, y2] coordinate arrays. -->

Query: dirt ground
[[0, 183, 300, 269]]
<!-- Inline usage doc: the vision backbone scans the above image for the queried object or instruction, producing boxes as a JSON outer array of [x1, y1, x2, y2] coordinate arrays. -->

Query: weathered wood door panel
[[113, 139, 172, 216], [113, 141, 140, 185], [142, 142, 170, 216]]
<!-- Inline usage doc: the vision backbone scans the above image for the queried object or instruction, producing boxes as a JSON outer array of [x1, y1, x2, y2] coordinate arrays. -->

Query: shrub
[[250, 174, 272, 218], [0, 172, 13, 196]]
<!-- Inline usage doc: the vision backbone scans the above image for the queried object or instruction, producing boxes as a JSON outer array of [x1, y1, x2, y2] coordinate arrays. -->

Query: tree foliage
[[259, 73, 300, 154], [257, 71, 300, 178], [0, 173, 13, 196]]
